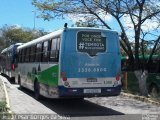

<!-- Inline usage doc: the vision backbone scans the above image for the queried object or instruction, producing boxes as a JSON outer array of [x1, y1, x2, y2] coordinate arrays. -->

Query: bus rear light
[[61, 72, 67, 81], [12, 64, 15, 71], [116, 74, 120, 81], [63, 77, 67, 81], [61, 72, 66, 77]]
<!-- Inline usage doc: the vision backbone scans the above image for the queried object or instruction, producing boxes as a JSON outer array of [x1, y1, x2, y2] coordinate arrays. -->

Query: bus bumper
[[58, 85, 122, 98]]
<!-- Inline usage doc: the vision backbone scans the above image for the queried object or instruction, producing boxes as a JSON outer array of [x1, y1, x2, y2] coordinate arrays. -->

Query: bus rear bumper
[[58, 85, 122, 98]]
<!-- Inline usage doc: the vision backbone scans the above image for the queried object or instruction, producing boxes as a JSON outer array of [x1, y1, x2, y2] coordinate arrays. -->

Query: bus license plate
[[84, 89, 101, 94]]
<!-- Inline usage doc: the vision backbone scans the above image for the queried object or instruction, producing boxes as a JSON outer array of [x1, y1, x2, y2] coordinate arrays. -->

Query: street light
[[32, 11, 36, 30]]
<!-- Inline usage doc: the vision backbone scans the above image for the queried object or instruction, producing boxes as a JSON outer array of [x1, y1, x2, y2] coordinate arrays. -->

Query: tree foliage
[[0, 37, 5, 51], [0, 25, 47, 48], [32, 0, 160, 70]]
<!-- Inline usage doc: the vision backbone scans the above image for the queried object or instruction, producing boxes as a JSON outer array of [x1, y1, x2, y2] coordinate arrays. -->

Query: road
[[1, 76, 160, 120]]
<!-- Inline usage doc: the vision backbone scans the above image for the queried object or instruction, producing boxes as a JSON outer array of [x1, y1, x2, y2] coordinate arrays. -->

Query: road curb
[[0, 76, 12, 114], [121, 92, 160, 105]]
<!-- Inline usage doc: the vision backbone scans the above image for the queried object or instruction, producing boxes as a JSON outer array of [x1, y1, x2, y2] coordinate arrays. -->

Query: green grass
[[122, 72, 139, 94], [0, 102, 6, 112], [122, 72, 160, 104], [0, 84, 11, 120], [0, 101, 8, 120], [0, 81, 8, 115]]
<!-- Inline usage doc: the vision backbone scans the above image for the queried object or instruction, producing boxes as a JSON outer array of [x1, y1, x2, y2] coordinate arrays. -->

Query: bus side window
[[42, 41, 49, 62], [21, 49, 23, 63], [20, 50, 22, 63], [50, 38, 58, 62], [30, 45, 36, 62], [18, 50, 21, 63], [56, 37, 60, 60], [48, 40, 52, 61], [35, 43, 42, 62], [22, 49, 26, 63], [25, 47, 30, 62]]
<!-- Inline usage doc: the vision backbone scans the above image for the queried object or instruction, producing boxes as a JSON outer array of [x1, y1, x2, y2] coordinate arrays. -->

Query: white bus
[[1, 43, 23, 81], [12, 27, 121, 99]]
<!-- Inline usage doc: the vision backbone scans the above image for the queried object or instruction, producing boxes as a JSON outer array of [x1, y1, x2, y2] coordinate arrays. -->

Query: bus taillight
[[61, 72, 67, 81], [63, 77, 67, 81], [116, 74, 120, 81], [12, 64, 15, 71]]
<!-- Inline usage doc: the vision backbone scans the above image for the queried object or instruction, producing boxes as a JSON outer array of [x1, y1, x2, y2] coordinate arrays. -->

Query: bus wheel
[[10, 77, 15, 84], [18, 75, 22, 89], [150, 85, 159, 98], [34, 80, 41, 100]]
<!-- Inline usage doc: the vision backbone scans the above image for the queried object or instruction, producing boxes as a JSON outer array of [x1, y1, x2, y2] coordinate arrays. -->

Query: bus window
[[18, 50, 21, 63], [56, 38, 60, 61], [25, 47, 30, 62], [22, 49, 26, 63], [50, 38, 58, 62], [42, 41, 49, 62], [35, 43, 42, 62], [21, 49, 23, 63], [30, 45, 36, 62]]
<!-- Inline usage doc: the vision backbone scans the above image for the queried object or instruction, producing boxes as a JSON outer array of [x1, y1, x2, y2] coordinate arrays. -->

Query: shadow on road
[[18, 86, 124, 117], [41, 98, 124, 117]]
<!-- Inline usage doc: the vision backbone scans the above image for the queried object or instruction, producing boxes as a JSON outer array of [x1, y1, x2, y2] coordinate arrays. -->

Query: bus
[[1, 43, 23, 82], [14, 27, 121, 99]]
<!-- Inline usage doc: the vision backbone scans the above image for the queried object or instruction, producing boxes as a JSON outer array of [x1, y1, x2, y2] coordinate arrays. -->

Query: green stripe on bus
[[37, 65, 59, 86]]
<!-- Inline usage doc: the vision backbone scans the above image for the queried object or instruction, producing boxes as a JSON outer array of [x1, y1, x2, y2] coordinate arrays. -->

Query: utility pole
[[32, 11, 36, 30]]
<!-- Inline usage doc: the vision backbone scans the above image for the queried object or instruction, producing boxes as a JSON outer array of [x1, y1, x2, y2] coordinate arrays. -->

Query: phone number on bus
[[78, 67, 107, 73]]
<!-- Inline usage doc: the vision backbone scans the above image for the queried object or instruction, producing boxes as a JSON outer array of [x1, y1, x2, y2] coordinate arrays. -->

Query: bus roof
[[65, 27, 118, 33], [18, 29, 63, 50], [17, 27, 118, 50], [1, 43, 23, 54]]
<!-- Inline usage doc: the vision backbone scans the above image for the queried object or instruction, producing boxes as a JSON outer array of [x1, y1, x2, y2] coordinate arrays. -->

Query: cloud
[[10, 24, 22, 29], [141, 19, 160, 31], [67, 14, 91, 23], [123, 14, 160, 32], [98, 10, 113, 22], [67, 9, 113, 23]]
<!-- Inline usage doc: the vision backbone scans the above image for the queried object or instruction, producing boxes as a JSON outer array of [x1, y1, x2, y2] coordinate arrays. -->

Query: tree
[[0, 37, 5, 51], [0, 25, 47, 48], [75, 20, 99, 27], [32, 0, 160, 96]]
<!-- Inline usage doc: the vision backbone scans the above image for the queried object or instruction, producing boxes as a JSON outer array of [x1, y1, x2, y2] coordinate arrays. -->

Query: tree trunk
[[134, 70, 148, 96]]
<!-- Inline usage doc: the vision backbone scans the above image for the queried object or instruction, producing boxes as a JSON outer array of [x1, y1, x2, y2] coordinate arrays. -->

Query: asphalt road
[[1, 75, 160, 120]]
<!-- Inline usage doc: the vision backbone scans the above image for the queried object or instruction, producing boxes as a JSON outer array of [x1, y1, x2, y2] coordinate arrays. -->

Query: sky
[[0, 0, 117, 32], [0, 0, 72, 32], [0, 0, 122, 32], [0, 0, 159, 40]]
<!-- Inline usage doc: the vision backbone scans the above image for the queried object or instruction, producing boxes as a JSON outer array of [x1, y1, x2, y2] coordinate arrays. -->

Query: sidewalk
[[0, 75, 11, 113], [0, 78, 6, 112], [121, 92, 160, 106]]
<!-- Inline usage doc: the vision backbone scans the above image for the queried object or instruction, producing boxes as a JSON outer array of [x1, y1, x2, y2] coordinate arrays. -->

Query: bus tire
[[10, 77, 15, 84], [18, 75, 23, 89], [150, 84, 159, 98], [34, 80, 41, 100]]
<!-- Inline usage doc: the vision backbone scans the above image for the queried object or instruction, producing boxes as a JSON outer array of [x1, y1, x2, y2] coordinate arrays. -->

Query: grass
[[122, 72, 139, 94], [0, 80, 11, 120], [0, 80, 7, 114], [122, 72, 160, 104], [0, 102, 6, 112]]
